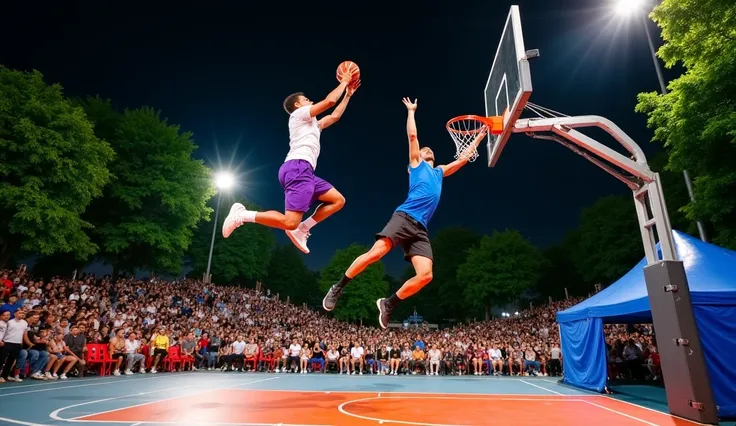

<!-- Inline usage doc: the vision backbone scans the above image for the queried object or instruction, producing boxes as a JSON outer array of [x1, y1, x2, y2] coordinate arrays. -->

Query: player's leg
[[222, 160, 312, 241], [287, 179, 345, 253], [377, 247, 434, 329], [302, 184, 346, 227], [322, 237, 392, 311]]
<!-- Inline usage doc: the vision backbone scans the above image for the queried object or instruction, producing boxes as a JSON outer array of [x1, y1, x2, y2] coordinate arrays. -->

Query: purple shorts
[[278, 160, 333, 213]]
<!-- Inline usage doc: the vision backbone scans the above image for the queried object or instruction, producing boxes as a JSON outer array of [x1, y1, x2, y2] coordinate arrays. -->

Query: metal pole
[[642, 16, 707, 242], [205, 191, 222, 284]]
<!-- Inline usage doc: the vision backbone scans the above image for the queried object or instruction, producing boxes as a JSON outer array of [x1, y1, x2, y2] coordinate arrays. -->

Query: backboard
[[484, 5, 532, 167]]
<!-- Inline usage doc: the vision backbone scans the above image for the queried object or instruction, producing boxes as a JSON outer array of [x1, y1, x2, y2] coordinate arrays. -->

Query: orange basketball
[[336, 61, 360, 86]]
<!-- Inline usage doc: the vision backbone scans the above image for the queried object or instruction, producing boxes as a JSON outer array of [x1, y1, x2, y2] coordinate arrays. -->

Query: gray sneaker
[[376, 298, 393, 329], [322, 285, 343, 311]]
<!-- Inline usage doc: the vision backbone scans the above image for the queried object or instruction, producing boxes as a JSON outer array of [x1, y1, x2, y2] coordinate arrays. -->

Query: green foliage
[[188, 198, 275, 284], [0, 67, 114, 267], [265, 244, 318, 306], [458, 230, 544, 317], [81, 100, 215, 274], [572, 195, 642, 285], [319, 244, 389, 323], [636, 0, 736, 248]]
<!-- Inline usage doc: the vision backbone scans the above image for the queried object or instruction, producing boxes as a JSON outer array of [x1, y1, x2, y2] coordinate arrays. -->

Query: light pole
[[615, 0, 708, 242], [205, 171, 235, 284]]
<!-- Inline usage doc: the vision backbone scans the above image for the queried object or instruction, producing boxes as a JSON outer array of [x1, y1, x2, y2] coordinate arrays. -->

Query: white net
[[446, 117, 488, 162]]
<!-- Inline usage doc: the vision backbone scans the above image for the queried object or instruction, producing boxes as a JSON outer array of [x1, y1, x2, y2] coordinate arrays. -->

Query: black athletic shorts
[[376, 211, 433, 261]]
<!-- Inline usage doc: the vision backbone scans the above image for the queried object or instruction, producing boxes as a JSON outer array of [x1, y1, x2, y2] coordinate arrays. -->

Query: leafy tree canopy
[[0, 67, 114, 268], [459, 230, 545, 319], [636, 0, 736, 248], [80, 99, 214, 274]]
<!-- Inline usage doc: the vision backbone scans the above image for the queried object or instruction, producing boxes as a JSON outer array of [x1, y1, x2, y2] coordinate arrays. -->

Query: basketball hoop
[[446, 115, 504, 162]]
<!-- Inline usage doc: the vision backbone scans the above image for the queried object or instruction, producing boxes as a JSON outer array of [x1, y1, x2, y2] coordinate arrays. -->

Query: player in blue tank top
[[322, 97, 488, 329]]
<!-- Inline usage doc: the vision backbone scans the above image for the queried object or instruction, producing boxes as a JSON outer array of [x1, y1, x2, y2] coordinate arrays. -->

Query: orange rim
[[446, 114, 505, 135]]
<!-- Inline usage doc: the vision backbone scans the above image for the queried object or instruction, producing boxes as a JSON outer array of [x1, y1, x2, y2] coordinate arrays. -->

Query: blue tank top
[[395, 161, 444, 229]]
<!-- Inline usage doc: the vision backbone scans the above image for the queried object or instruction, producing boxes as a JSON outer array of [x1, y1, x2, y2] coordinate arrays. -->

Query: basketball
[[336, 61, 360, 86]]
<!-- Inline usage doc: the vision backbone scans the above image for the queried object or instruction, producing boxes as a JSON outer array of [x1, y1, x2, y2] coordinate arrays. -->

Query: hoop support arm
[[513, 116, 655, 182]]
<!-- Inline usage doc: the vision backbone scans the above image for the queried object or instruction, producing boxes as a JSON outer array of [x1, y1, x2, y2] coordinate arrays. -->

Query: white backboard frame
[[484, 5, 533, 167]]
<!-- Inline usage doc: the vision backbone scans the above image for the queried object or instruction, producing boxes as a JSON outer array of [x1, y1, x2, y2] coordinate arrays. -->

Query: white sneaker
[[59, 374, 67, 380], [8, 376, 22, 382], [44, 372, 54, 380], [113, 370, 121, 376], [125, 370, 134, 375], [139, 369, 146, 374], [222, 203, 247, 238], [150, 368, 157, 374], [285, 225, 310, 254]]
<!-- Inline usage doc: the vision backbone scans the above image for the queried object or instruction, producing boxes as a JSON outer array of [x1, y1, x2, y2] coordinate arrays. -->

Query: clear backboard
[[484, 5, 532, 167]]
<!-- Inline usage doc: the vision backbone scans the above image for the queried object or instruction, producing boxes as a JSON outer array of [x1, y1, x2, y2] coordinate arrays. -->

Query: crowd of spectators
[[0, 267, 660, 384]]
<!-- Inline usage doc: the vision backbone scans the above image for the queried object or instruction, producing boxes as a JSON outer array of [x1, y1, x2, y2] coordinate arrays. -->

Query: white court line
[[43, 423, 330, 426], [519, 379, 565, 395], [0, 372, 196, 397], [581, 400, 659, 426], [0, 417, 50, 426], [51, 376, 280, 422], [338, 396, 461, 426], [337, 395, 585, 426], [225, 387, 576, 397], [602, 396, 708, 425], [0, 373, 151, 392]]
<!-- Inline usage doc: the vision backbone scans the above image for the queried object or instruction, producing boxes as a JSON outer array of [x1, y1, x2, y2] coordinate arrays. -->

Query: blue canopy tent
[[556, 230, 736, 417]]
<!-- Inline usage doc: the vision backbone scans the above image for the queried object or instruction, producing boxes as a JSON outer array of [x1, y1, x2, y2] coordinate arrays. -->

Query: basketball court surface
[[0, 372, 710, 426]]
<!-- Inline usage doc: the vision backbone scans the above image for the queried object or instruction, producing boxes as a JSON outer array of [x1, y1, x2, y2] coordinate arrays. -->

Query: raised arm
[[310, 69, 358, 118], [439, 128, 488, 177], [318, 81, 360, 130], [402, 97, 421, 167]]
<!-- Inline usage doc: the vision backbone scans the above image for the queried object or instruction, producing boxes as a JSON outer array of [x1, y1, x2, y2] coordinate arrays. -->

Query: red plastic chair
[[85, 343, 111, 376], [260, 353, 274, 371], [163, 346, 182, 372]]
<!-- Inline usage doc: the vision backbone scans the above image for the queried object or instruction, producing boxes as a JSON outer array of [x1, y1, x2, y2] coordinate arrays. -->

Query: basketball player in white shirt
[[223, 70, 360, 254]]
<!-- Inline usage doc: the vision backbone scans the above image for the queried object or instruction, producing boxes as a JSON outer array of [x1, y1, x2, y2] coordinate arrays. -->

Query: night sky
[[1, 1, 679, 277]]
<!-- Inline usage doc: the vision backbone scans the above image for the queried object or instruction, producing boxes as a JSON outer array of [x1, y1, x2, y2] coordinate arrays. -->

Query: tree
[[458, 230, 545, 320], [265, 244, 318, 306], [572, 195, 642, 285], [188, 198, 275, 284], [0, 67, 114, 268], [81, 103, 214, 275], [318, 244, 389, 323], [636, 0, 736, 249]]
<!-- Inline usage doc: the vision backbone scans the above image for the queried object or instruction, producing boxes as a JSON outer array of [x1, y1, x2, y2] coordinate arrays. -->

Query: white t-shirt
[[284, 105, 321, 170], [350, 346, 364, 359], [125, 339, 141, 354], [489, 348, 502, 360], [232, 341, 246, 355], [3, 319, 28, 344], [0, 320, 7, 341], [289, 343, 301, 357], [327, 350, 339, 360], [428, 349, 441, 361]]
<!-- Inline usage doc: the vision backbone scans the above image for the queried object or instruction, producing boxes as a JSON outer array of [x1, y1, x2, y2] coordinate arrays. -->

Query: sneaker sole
[[222, 204, 245, 238], [322, 293, 334, 312], [376, 298, 388, 330], [285, 230, 310, 254]]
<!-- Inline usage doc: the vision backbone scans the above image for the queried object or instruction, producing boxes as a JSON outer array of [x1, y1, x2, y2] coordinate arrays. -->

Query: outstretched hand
[[402, 97, 418, 111], [340, 68, 359, 84], [346, 80, 361, 97]]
